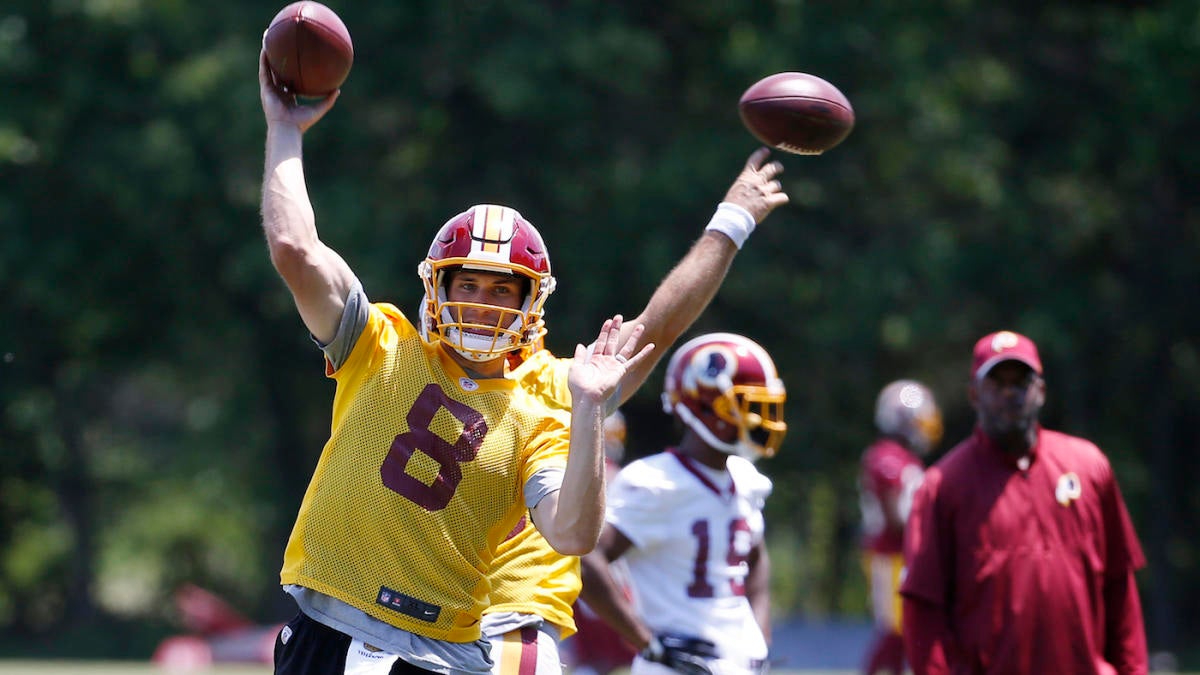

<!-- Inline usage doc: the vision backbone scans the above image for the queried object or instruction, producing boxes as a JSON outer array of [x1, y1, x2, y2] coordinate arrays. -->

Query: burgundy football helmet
[[418, 204, 557, 362], [874, 379, 943, 456], [661, 333, 787, 460]]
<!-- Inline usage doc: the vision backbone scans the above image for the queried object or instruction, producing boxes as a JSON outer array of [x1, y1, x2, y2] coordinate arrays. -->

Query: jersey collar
[[974, 424, 1043, 471], [668, 448, 735, 499]]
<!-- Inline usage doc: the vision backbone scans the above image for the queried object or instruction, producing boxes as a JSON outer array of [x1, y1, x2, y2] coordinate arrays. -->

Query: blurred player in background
[[152, 584, 283, 667], [857, 380, 942, 675], [563, 411, 638, 675], [579, 333, 785, 675], [901, 331, 1147, 674], [480, 159, 790, 675]]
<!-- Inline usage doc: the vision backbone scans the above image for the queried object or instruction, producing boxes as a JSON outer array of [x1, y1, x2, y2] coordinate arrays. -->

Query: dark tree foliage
[[0, 0, 1196, 662]]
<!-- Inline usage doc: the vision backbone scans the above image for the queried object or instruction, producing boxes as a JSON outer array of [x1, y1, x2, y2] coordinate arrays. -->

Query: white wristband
[[704, 202, 756, 249]]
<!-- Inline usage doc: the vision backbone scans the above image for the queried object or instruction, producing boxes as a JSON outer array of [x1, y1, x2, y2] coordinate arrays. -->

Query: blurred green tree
[[0, 0, 1196, 663]]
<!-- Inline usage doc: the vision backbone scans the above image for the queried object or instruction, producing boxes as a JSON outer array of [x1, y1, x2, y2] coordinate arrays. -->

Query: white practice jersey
[[607, 450, 772, 673]]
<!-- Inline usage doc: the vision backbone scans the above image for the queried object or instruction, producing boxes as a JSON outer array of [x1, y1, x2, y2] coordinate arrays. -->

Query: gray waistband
[[479, 611, 561, 642]]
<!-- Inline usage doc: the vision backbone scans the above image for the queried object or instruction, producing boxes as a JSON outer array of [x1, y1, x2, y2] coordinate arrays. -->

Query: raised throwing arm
[[259, 49, 358, 344], [615, 147, 789, 403]]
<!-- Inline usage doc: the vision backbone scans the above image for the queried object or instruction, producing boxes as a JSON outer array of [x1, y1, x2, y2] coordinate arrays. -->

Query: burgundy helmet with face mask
[[417, 204, 557, 362], [661, 333, 787, 460]]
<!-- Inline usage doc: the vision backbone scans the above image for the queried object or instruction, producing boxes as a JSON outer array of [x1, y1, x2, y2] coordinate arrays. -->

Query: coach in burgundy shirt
[[900, 330, 1148, 675]]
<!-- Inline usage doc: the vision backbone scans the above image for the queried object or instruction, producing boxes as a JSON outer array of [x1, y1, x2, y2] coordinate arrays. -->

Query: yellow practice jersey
[[486, 514, 582, 638], [280, 303, 571, 642], [482, 350, 581, 637]]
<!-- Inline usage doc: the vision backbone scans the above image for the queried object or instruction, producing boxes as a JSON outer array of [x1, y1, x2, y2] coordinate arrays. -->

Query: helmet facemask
[[706, 383, 787, 460], [421, 265, 550, 362]]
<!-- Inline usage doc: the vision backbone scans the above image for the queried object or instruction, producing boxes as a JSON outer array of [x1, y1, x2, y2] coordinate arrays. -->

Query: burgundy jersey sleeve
[[900, 466, 949, 607], [1100, 464, 1147, 575], [902, 596, 952, 675], [1104, 568, 1148, 675], [1100, 462, 1149, 674]]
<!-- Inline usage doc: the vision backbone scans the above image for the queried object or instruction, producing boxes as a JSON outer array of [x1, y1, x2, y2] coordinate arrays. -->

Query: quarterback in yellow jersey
[[262, 56, 643, 675], [259, 48, 788, 675]]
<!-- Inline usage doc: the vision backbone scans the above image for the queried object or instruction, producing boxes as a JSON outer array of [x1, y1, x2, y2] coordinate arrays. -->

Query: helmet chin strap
[[673, 403, 760, 459], [442, 325, 519, 362], [731, 443, 763, 462]]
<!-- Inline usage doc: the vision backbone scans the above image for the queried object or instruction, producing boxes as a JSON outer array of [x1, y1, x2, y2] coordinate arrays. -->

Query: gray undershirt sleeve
[[525, 467, 564, 510], [315, 279, 369, 372]]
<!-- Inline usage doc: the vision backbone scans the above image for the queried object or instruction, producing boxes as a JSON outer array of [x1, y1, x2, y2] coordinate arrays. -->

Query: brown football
[[738, 72, 854, 155], [263, 1, 353, 98]]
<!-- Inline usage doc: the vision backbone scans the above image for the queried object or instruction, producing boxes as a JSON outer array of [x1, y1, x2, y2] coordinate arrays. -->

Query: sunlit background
[[1, 0, 1197, 671]]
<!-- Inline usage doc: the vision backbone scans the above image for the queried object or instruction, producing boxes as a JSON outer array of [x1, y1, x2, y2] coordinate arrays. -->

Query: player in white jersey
[[579, 333, 786, 675]]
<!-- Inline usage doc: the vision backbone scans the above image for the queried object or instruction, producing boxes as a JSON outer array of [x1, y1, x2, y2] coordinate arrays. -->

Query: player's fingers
[[591, 317, 617, 357], [313, 89, 340, 113], [759, 160, 784, 180], [602, 315, 624, 355], [746, 146, 771, 169], [622, 342, 656, 369], [617, 323, 646, 360], [259, 50, 292, 103]]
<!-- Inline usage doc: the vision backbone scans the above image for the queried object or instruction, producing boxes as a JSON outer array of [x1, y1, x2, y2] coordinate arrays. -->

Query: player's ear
[[1030, 374, 1047, 409]]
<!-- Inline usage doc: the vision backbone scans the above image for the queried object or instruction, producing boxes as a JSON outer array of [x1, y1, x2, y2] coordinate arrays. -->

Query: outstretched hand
[[568, 316, 655, 406], [258, 48, 339, 133], [723, 147, 790, 223]]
